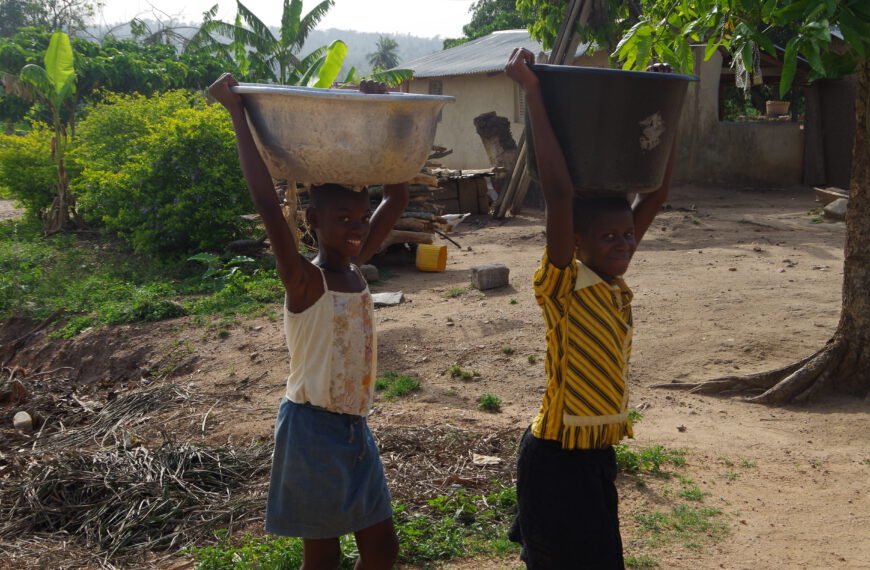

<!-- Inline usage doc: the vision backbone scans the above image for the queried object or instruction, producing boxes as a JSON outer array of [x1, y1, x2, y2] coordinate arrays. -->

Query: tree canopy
[[0, 0, 98, 37], [519, 0, 869, 96], [367, 36, 400, 72], [444, 0, 535, 49]]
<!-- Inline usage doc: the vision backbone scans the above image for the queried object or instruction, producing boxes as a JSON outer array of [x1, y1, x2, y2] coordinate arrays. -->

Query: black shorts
[[508, 428, 624, 569]]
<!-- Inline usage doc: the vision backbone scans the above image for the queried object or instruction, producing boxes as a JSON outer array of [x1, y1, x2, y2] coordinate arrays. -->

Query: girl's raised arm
[[208, 73, 314, 297]]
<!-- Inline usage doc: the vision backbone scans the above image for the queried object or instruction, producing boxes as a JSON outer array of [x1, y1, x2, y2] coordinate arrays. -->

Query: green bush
[[0, 126, 57, 219], [72, 91, 251, 257]]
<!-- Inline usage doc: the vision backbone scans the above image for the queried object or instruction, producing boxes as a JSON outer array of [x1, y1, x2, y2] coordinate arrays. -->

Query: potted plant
[[765, 100, 790, 117]]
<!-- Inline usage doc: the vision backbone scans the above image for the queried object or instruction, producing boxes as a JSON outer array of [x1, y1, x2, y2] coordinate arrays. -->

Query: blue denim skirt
[[265, 398, 392, 538]]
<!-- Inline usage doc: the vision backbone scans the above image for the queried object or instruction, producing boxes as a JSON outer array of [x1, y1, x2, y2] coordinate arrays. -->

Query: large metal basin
[[232, 83, 454, 186], [525, 64, 697, 195]]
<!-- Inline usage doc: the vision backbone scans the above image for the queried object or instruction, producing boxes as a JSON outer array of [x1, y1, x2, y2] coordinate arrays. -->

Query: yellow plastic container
[[416, 244, 447, 272]]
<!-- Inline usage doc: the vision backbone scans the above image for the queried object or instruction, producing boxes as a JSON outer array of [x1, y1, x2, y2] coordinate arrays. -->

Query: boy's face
[[574, 209, 637, 279], [308, 190, 372, 259]]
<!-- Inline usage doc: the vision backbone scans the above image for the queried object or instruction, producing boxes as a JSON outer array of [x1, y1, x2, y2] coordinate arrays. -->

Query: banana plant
[[188, 0, 334, 84], [19, 31, 78, 233]]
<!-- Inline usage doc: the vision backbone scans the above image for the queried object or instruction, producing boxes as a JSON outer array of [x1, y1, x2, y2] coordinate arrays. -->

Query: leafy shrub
[[0, 126, 56, 218], [72, 91, 251, 257]]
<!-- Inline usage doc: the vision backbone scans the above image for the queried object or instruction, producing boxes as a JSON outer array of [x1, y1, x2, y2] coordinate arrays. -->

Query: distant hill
[[304, 29, 445, 76], [83, 21, 447, 78]]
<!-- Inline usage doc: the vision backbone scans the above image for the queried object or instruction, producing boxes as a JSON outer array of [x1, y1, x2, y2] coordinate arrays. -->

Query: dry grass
[[377, 425, 521, 510]]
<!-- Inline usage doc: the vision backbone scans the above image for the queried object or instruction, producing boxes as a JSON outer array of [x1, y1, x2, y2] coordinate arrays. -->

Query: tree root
[[651, 353, 816, 395], [748, 341, 845, 404], [651, 338, 848, 404]]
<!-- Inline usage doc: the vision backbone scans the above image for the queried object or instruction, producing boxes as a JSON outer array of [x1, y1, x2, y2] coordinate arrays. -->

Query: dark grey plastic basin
[[525, 64, 697, 194]]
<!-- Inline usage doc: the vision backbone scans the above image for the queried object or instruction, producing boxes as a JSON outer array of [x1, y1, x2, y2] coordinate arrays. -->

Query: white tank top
[[283, 265, 376, 416]]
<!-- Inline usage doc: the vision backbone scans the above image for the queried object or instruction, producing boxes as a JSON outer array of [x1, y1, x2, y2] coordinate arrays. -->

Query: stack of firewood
[[369, 146, 456, 251]]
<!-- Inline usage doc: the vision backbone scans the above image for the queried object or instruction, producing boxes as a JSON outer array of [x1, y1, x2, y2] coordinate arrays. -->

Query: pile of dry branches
[[0, 437, 271, 561], [2, 373, 523, 566]]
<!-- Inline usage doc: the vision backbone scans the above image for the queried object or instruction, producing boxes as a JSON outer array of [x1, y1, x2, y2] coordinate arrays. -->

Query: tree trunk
[[655, 59, 870, 404], [832, 57, 870, 396]]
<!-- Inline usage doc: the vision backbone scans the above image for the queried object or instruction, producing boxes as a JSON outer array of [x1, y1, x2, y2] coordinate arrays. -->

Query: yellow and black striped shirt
[[532, 250, 634, 449]]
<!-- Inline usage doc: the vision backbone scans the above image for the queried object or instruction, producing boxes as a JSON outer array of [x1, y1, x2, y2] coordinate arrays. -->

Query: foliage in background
[[367, 35, 400, 72], [72, 90, 251, 257], [0, 0, 98, 37], [518, 0, 868, 97], [0, 216, 282, 335], [444, 0, 536, 49], [0, 125, 55, 216], [0, 28, 234, 131], [189, 0, 336, 84], [17, 30, 78, 233]]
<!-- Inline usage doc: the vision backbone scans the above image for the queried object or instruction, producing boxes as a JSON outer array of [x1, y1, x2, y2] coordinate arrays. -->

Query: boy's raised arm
[[631, 138, 675, 244], [357, 182, 410, 265], [632, 62, 679, 245], [208, 73, 310, 294], [505, 48, 575, 269]]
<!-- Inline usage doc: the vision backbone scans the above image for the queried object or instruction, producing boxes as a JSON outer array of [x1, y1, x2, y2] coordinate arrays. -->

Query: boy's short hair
[[309, 183, 367, 209], [572, 195, 632, 233]]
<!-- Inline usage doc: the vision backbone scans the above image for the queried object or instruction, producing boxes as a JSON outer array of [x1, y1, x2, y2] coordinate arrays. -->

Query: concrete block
[[372, 292, 404, 307], [471, 264, 509, 290]]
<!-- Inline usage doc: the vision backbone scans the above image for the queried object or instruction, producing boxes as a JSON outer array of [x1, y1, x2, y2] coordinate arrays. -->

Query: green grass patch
[[375, 371, 421, 400], [442, 286, 470, 298], [0, 218, 283, 336], [633, 505, 728, 547], [615, 444, 687, 475], [187, 489, 520, 568], [478, 393, 502, 412], [626, 553, 660, 568], [447, 365, 480, 380]]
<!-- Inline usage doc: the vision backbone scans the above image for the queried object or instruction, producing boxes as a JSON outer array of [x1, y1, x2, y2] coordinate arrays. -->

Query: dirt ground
[[2, 185, 869, 569]]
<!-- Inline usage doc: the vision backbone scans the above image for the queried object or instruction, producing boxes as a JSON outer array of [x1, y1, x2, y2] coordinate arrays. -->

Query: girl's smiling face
[[574, 209, 637, 280], [309, 190, 372, 259]]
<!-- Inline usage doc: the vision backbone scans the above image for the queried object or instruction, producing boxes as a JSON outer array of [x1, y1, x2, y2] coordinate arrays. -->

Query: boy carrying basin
[[505, 48, 680, 568]]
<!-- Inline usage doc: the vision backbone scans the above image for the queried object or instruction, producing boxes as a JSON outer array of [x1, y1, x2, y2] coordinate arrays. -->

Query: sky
[[96, 0, 477, 39]]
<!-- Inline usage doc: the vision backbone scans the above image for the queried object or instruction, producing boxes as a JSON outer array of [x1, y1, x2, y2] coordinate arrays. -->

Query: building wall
[[408, 51, 611, 171], [673, 47, 805, 186], [409, 74, 519, 170]]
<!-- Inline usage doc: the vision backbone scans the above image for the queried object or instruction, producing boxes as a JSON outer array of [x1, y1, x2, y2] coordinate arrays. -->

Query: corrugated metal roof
[[396, 30, 589, 79]]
